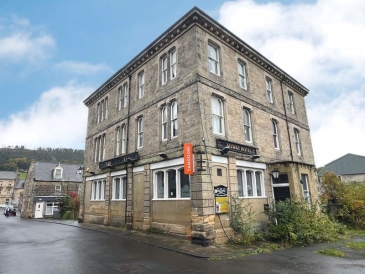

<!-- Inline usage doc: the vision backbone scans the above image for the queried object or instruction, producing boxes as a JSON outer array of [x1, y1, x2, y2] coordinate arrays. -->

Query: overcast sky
[[0, 0, 364, 167]]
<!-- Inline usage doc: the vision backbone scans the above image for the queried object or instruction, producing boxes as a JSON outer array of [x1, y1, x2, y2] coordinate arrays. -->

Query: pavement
[[29, 218, 365, 260], [28, 218, 260, 258]]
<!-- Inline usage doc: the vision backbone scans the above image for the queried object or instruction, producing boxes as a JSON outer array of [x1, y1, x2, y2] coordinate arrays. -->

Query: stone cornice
[[84, 7, 309, 107]]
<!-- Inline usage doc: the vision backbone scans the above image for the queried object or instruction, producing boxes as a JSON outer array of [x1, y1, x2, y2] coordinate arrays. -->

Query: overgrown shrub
[[267, 199, 343, 246], [321, 172, 365, 229], [58, 195, 80, 220]]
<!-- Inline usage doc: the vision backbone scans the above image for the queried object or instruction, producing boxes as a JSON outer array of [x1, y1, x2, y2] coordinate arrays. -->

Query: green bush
[[321, 172, 365, 229], [267, 199, 343, 246]]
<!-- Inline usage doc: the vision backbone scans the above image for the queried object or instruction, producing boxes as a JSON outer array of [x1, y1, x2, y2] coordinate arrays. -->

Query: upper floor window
[[118, 85, 128, 110], [208, 44, 220, 75], [237, 169, 264, 197], [161, 106, 168, 141], [138, 72, 145, 99], [288, 91, 295, 114], [170, 50, 177, 79], [161, 56, 168, 85], [238, 62, 247, 89], [294, 129, 302, 155], [154, 168, 190, 199], [121, 125, 126, 154], [53, 166, 62, 179], [266, 78, 273, 103], [116, 127, 121, 156], [112, 176, 127, 200], [211, 97, 225, 135], [55, 185, 62, 195], [94, 138, 98, 163], [97, 97, 108, 123], [171, 101, 178, 138], [243, 108, 252, 142], [272, 120, 280, 149], [91, 180, 105, 200], [137, 117, 144, 149]]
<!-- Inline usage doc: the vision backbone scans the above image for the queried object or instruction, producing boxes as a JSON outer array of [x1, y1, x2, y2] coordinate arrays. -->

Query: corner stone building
[[81, 7, 318, 245]]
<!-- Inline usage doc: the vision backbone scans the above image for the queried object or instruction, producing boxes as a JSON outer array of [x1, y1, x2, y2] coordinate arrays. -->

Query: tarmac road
[[1, 216, 364, 274]]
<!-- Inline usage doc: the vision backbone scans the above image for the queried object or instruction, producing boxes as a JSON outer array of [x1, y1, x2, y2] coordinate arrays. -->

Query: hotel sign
[[216, 139, 257, 155], [99, 152, 139, 169]]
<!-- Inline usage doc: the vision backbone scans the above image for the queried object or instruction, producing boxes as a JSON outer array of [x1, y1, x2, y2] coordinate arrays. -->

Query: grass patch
[[345, 242, 365, 250], [318, 249, 345, 257], [145, 227, 164, 235]]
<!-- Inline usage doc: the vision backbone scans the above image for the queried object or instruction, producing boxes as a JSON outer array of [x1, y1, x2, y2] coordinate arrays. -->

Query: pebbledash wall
[[80, 7, 319, 245]]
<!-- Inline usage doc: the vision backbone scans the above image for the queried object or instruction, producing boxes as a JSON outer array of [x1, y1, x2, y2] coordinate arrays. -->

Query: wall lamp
[[271, 168, 280, 179], [159, 153, 168, 159], [251, 155, 260, 160], [76, 166, 84, 174], [219, 147, 229, 154]]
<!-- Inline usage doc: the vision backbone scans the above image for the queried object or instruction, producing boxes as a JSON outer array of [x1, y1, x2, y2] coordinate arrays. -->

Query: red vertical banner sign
[[184, 143, 194, 175]]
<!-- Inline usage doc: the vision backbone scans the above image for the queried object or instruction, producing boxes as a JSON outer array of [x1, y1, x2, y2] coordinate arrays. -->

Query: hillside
[[0, 146, 84, 171]]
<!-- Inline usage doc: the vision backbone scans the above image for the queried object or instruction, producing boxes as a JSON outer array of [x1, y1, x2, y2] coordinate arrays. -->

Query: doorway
[[34, 202, 44, 218]]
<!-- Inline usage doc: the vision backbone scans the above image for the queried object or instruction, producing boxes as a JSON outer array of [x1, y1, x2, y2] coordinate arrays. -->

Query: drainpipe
[[124, 74, 132, 225], [280, 75, 293, 162]]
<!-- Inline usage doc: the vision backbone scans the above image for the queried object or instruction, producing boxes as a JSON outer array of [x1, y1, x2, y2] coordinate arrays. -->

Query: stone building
[[0, 171, 17, 206], [80, 7, 318, 245], [21, 161, 82, 218]]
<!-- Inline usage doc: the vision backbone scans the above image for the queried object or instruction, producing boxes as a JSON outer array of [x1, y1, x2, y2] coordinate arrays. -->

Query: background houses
[[21, 161, 82, 218], [80, 7, 319, 245]]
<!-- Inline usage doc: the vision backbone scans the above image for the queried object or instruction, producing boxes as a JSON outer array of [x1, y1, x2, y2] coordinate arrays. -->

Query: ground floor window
[[91, 180, 105, 200], [45, 202, 59, 215], [301, 174, 311, 204], [112, 176, 126, 200], [154, 167, 190, 199], [237, 169, 265, 197]]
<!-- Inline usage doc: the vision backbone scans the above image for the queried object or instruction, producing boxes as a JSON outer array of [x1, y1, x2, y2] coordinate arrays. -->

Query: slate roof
[[33, 162, 83, 182], [15, 179, 24, 189], [318, 153, 365, 176], [0, 171, 17, 180]]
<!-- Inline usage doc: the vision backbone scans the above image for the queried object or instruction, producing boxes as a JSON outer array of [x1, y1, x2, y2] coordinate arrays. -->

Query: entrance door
[[273, 186, 290, 202], [132, 174, 144, 229], [34, 202, 44, 218]]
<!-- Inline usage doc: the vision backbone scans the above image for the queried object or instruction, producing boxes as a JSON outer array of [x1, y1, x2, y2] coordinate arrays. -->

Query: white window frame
[[243, 108, 252, 143], [91, 180, 105, 201], [123, 84, 128, 108], [211, 97, 225, 135], [153, 167, 190, 200], [301, 174, 311, 203], [288, 91, 295, 114], [272, 120, 280, 150], [171, 101, 178, 138], [161, 106, 167, 141], [208, 44, 220, 75], [45, 202, 58, 215], [237, 169, 265, 198], [161, 56, 168, 85], [98, 137, 102, 162], [104, 97, 108, 119], [238, 61, 247, 89], [138, 72, 145, 99], [121, 125, 126, 154], [100, 100, 104, 121], [112, 176, 127, 200], [97, 102, 101, 123], [137, 117, 143, 149], [116, 127, 121, 156], [118, 88, 123, 110], [102, 135, 106, 161], [54, 167, 62, 179], [170, 50, 177, 80], [294, 129, 302, 156], [266, 78, 273, 103], [94, 138, 98, 163], [55, 185, 62, 194]]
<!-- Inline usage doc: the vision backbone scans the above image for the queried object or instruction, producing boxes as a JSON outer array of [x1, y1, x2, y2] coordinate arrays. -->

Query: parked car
[[4, 206, 16, 216]]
